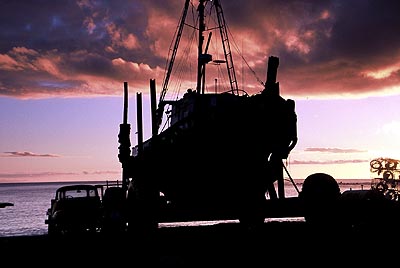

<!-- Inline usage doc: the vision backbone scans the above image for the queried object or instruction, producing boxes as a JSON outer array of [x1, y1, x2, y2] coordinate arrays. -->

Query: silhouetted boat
[[117, 0, 299, 230], [116, 0, 400, 233]]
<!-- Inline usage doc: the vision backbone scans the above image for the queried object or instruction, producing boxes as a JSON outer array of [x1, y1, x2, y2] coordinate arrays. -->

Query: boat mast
[[160, 0, 190, 104], [196, 0, 206, 94], [214, 0, 239, 94], [156, 0, 190, 133], [156, 0, 240, 132], [197, 0, 239, 94]]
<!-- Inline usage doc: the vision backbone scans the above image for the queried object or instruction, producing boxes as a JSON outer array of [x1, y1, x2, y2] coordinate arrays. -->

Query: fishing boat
[[40, 0, 400, 235], [117, 0, 300, 231]]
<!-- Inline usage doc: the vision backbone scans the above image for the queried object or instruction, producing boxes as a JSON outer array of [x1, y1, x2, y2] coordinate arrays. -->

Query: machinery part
[[370, 158, 400, 201], [375, 181, 388, 192], [370, 159, 382, 174], [383, 170, 394, 180], [370, 157, 400, 174], [300, 173, 341, 224], [337, 189, 388, 228]]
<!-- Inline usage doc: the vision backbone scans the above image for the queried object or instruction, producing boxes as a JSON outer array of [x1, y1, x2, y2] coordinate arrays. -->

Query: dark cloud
[[2, 151, 60, 157], [67, 51, 115, 76], [1, 0, 400, 99], [327, 0, 400, 62], [221, 0, 400, 97], [0, 1, 86, 52]]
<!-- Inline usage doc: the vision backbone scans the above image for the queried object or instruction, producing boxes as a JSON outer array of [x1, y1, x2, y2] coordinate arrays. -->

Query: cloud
[[0, 0, 400, 99], [105, 23, 141, 50], [291, 147, 369, 165], [2, 151, 60, 157], [0, 47, 163, 98], [82, 170, 120, 175], [291, 159, 368, 165], [0, 170, 120, 178], [304, 147, 366, 153], [0, 171, 76, 178]]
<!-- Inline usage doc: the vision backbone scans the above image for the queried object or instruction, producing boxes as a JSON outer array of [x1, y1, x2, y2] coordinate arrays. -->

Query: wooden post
[[119, 82, 131, 191], [150, 79, 157, 137], [137, 92, 143, 155]]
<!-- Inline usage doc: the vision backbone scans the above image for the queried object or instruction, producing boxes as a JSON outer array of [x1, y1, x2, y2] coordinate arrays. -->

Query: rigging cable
[[282, 160, 300, 194], [225, 24, 265, 88]]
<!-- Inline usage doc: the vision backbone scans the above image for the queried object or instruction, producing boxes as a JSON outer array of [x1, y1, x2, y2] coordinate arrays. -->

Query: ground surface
[[0, 221, 386, 267]]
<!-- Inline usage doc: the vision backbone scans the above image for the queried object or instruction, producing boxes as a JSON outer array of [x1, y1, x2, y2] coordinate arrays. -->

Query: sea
[[0, 179, 372, 237]]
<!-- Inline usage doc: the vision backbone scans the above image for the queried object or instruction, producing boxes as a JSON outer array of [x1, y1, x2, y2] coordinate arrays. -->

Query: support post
[[150, 79, 157, 137], [118, 82, 131, 191], [137, 92, 143, 155]]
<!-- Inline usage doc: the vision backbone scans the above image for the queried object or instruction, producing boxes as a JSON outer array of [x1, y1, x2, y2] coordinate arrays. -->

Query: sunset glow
[[1, 0, 400, 183]]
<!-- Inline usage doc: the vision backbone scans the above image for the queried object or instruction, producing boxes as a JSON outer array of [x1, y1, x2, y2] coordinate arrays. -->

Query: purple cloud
[[2, 151, 60, 157], [291, 159, 368, 165], [304, 147, 366, 153]]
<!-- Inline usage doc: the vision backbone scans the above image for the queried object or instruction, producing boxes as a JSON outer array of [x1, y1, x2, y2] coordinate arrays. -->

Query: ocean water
[[0, 181, 100, 237], [0, 179, 372, 237]]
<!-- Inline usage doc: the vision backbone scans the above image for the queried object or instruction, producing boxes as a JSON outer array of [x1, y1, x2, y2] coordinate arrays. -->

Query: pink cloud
[[304, 147, 366, 153], [291, 159, 368, 165], [82, 170, 120, 175], [106, 23, 141, 51], [0, 172, 77, 178], [1, 0, 400, 100], [2, 151, 60, 157], [0, 170, 120, 179], [0, 54, 20, 71]]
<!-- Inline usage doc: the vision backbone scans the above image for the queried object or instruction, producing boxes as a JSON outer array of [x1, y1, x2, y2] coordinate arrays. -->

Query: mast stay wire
[[204, 3, 238, 94], [200, 1, 265, 90], [162, 2, 198, 104], [161, 0, 265, 107], [170, 29, 197, 100], [225, 24, 265, 88], [170, 2, 206, 100], [282, 160, 300, 194]]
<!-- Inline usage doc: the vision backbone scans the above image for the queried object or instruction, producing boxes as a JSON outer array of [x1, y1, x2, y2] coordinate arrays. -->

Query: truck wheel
[[48, 222, 61, 236]]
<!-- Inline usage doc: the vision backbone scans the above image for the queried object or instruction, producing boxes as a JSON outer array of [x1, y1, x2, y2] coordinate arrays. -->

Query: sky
[[1, 0, 400, 183]]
